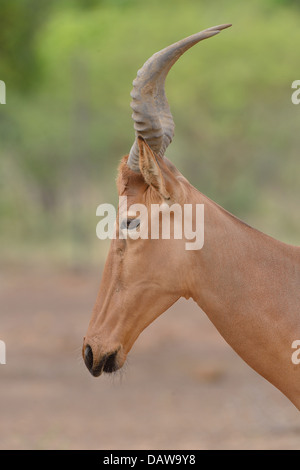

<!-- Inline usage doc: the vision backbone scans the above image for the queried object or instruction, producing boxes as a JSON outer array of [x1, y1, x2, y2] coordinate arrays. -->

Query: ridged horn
[[127, 23, 232, 172]]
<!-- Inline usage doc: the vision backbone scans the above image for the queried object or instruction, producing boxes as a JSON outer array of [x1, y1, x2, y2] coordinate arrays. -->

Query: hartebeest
[[83, 24, 300, 409]]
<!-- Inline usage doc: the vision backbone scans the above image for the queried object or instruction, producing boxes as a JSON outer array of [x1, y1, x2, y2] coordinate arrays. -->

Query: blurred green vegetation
[[0, 0, 299, 267]]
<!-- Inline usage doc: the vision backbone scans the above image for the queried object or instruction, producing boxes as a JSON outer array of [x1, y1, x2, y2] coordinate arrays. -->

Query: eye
[[121, 218, 140, 230]]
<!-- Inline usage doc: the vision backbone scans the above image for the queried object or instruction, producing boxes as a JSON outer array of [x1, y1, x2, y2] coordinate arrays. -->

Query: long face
[[83, 147, 192, 376], [82, 24, 231, 376]]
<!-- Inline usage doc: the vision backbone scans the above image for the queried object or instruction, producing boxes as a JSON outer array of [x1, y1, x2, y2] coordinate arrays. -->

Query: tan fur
[[84, 144, 300, 410]]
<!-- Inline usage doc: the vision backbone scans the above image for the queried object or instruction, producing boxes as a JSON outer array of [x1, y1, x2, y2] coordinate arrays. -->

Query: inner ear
[[137, 136, 173, 200]]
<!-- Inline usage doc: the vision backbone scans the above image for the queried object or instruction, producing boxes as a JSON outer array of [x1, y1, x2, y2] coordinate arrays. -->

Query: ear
[[137, 136, 181, 201]]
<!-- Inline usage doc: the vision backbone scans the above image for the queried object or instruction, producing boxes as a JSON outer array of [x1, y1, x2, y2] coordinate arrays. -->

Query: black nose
[[84, 344, 93, 371], [102, 350, 118, 373]]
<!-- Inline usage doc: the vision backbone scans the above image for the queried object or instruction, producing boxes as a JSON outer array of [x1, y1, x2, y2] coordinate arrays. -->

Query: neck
[[185, 189, 300, 409]]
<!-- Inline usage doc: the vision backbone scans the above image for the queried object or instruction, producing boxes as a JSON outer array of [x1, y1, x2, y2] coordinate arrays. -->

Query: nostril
[[84, 344, 93, 371], [103, 351, 118, 373]]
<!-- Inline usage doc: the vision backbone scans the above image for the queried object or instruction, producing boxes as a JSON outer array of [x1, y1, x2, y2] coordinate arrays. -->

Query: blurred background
[[0, 0, 299, 449]]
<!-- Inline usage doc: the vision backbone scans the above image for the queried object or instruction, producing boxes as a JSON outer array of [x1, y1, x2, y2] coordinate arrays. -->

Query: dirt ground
[[0, 266, 299, 450]]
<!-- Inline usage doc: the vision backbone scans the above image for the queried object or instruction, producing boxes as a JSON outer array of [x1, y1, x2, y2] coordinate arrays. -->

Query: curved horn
[[127, 23, 232, 172]]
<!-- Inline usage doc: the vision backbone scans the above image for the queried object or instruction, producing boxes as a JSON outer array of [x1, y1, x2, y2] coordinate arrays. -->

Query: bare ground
[[0, 266, 299, 450]]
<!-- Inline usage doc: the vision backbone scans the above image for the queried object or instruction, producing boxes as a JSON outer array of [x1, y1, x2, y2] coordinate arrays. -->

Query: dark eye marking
[[121, 218, 141, 230]]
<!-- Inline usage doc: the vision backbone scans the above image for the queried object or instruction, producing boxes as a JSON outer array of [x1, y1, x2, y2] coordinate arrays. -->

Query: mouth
[[84, 344, 121, 377]]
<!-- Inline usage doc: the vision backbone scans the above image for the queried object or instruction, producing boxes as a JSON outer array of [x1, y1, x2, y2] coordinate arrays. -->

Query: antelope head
[[83, 24, 231, 376]]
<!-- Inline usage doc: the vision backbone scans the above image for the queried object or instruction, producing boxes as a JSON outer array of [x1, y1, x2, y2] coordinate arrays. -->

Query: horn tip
[[219, 23, 232, 30], [206, 23, 232, 32]]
